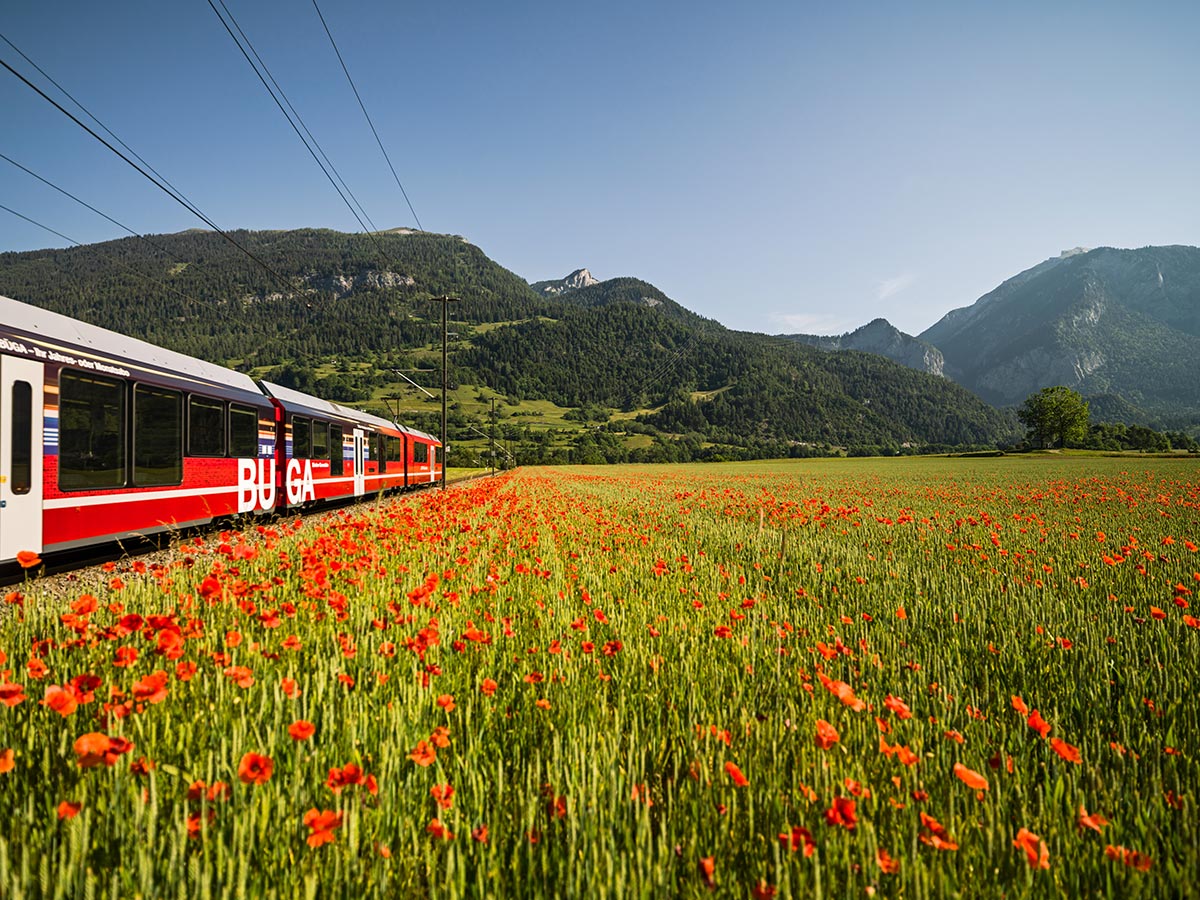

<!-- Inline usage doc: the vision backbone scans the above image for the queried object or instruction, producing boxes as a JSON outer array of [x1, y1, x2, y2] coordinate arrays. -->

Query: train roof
[[0, 294, 264, 398], [397, 424, 440, 444], [260, 381, 403, 432]]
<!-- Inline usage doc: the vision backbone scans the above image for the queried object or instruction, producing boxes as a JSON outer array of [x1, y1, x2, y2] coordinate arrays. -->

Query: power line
[[0, 33, 202, 221], [311, 0, 423, 231], [0, 152, 188, 265], [0, 46, 294, 291], [206, 0, 394, 266], [0, 202, 203, 307]]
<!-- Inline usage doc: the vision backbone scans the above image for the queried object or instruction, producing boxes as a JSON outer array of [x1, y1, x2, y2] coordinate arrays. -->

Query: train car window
[[59, 370, 126, 490], [329, 425, 344, 475], [134, 384, 183, 486], [293, 416, 311, 459], [435, 445, 444, 464], [11, 381, 32, 495], [387, 436, 401, 464], [373, 433, 383, 465], [188, 396, 226, 457], [312, 421, 329, 460], [413, 441, 428, 464], [229, 405, 259, 458]]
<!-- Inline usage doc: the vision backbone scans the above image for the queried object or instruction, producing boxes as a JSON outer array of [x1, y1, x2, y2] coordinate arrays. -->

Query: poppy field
[[1, 456, 1198, 898]]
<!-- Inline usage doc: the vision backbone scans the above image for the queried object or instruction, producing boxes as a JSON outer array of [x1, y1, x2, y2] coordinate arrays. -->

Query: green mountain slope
[[461, 301, 1018, 447], [0, 227, 1018, 455], [0, 228, 548, 364], [919, 246, 1200, 415]]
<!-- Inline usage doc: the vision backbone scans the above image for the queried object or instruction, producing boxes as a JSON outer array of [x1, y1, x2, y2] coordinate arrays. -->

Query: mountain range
[[774, 246, 1200, 425], [1, 229, 1196, 462]]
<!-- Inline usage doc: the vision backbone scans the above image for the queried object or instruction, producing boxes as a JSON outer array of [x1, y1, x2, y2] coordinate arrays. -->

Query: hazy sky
[[2, 1, 1198, 336]]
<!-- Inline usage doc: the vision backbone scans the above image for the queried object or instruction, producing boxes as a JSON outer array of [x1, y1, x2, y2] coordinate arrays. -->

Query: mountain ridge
[[0, 227, 1019, 454], [917, 245, 1200, 415]]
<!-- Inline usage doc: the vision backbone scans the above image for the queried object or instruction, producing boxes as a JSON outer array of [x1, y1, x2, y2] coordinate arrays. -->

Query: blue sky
[[2, 0, 1198, 336]]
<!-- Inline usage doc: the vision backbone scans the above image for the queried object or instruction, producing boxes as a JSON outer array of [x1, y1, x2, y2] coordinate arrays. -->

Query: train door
[[352, 429, 365, 497], [0, 355, 44, 563]]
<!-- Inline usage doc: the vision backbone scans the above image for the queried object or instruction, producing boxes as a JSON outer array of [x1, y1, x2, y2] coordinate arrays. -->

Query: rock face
[[530, 268, 600, 296], [781, 319, 945, 376], [306, 270, 415, 296], [917, 246, 1200, 415]]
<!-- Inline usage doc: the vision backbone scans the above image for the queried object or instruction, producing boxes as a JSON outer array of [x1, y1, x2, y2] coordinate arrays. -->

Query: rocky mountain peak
[[531, 268, 601, 296]]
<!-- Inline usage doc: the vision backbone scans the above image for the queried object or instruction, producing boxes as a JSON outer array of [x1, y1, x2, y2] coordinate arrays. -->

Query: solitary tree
[[1017, 386, 1090, 449]]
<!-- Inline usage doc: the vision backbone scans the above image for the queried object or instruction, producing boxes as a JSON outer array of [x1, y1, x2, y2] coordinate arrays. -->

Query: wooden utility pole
[[490, 397, 496, 477], [427, 297, 459, 490]]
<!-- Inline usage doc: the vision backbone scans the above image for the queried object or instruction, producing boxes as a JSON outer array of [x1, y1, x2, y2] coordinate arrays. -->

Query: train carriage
[[397, 423, 442, 487], [0, 294, 276, 564], [0, 295, 443, 566], [258, 382, 442, 506]]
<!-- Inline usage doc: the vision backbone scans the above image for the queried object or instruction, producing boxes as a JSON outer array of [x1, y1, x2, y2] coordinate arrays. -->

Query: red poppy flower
[[237, 752, 273, 785], [73, 732, 133, 768], [1050, 738, 1081, 764], [427, 818, 454, 840], [884, 694, 912, 719], [824, 796, 856, 830], [953, 763, 989, 791], [16, 550, 41, 569], [1078, 805, 1109, 833], [0, 748, 13, 773], [132, 671, 169, 704], [223, 666, 254, 689], [303, 808, 344, 847], [289, 720, 316, 741], [778, 826, 815, 856], [724, 761, 749, 787], [480, 678, 498, 696], [918, 812, 958, 851], [814, 719, 839, 749], [698, 856, 715, 890], [1027, 710, 1051, 738], [408, 740, 437, 767], [877, 848, 900, 874], [1105, 845, 1153, 871], [1013, 828, 1049, 869], [430, 783, 454, 810], [41, 685, 78, 717], [0, 682, 26, 707], [57, 800, 82, 820]]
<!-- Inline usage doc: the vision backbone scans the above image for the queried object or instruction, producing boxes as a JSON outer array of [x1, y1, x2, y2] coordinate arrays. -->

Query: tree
[[1017, 386, 1090, 448]]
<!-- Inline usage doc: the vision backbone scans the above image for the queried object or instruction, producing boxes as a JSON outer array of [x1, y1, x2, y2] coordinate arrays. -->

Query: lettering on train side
[[237, 459, 276, 513], [285, 459, 316, 504]]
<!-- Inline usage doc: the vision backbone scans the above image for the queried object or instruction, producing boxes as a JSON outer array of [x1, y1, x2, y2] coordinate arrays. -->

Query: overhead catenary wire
[[311, 0, 423, 231], [214, 0, 379, 234], [1, 152, 190, 266], [0, 46, 294, 291], [206, 0, 395, 268], [0, 202, 206, 307], [0, 33, 205, 225]]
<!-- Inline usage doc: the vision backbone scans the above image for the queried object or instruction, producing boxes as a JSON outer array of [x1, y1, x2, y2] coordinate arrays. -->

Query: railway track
[[1, 471, 496, 591]]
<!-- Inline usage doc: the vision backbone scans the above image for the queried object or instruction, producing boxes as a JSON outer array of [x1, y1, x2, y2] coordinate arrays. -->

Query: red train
[[0, 294, 441, 565]]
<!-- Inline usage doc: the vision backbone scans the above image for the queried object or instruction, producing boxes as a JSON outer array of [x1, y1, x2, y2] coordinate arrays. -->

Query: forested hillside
[[0, 228, 546, 364], [463, 302, 1017, 449], [0, 227, 1021, 459]]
